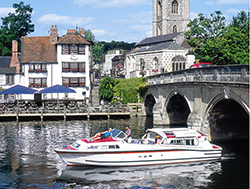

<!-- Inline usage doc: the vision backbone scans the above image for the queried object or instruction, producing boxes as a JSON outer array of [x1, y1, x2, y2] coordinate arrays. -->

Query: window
[[170, 138, 198, 146], [78, 45, 85, 54], [28, 63, 47, 72], [62, 62, 85, 72], [140, 59, 145, 70], [61, 44, 85, 55], [62, 77, 86, 87], [157, 0, 162, 17], [29, 78, 47, 88], [62, 45, 69, 54], [70, 45, 78, 54], [5, 75, 14, 85], [173, 25, 177, 33], [171, 0, 178, 14]]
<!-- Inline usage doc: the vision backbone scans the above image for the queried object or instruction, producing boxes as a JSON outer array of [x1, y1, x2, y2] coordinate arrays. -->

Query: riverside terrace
[[0, 100, 130, 122]]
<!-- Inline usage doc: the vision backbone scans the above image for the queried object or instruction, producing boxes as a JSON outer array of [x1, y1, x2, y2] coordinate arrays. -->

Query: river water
[[0, 117, 248, 189]]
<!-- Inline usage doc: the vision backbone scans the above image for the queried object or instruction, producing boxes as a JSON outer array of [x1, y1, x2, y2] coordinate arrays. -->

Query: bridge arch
[[203, 93, 249, 142], [164, 91, 191, 125], [144, 93, 156, 116]]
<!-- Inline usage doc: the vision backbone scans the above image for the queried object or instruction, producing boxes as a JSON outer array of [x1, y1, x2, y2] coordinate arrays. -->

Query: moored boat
[[55, 128, 222, 166]]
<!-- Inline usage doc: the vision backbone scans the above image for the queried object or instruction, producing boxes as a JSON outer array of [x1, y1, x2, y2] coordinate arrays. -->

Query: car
[[190, 62, 213, 68]]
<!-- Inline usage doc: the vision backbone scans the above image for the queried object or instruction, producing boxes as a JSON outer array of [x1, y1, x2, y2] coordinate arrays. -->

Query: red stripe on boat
[[63, 146, 77, 150], [81, 138, 118, 143], [212, 145, 219, 149]]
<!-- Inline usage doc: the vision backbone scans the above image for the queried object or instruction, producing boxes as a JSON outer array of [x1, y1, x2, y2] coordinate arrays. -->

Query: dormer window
[[62, 44, 85, 55]]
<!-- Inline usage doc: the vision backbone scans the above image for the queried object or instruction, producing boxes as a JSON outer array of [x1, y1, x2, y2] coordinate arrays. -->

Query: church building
[[125, 0, 195, 78]]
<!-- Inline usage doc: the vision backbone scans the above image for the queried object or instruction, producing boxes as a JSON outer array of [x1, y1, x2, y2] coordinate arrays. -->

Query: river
[[0, 117, 248, 188]]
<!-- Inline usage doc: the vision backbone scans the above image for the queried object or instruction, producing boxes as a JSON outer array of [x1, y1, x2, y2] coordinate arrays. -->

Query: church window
[[157, 1, 162, 17], [140, 59, 145, 70], [157, 26, 162, 36], [171, 0, 178, 14], [173, 25, 177, 33], [153, 57, 159, 73]]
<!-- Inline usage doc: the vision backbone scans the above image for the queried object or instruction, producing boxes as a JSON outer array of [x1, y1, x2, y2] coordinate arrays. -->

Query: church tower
[[153, 0, 190, 36]]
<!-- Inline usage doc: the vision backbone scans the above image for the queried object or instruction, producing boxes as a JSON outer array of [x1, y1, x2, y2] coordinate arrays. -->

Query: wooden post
[[64, 105, 66, 121], [41, 107, 43, 122], [16, 105, 19, 122]]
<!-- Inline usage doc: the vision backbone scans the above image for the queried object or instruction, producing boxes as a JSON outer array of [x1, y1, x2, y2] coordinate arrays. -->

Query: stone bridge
[[143, 65, 249, 141]]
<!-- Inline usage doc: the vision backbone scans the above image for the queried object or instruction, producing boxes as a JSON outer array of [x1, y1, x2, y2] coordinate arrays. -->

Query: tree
[[84, 29, 95, 42], [99, 76, 117, 102], [83, 29, 104, 64], [0, 1, 34, 56], [185, 11, 249, 65], [93, 42, 104, 63], [111, 77, 148, 104], [98, 41, 136, 54], [232, 11, 249, 33]]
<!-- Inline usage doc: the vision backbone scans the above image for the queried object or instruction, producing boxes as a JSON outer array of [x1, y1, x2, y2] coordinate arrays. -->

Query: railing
[[0, 100, 130, 115], [127, 103, 142, 112], [147, 65, 249, 85]]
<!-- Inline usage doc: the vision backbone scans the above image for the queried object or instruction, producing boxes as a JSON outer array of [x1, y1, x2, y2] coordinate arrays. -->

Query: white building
[[125, 0, 195, 79], [102, 49, 128, 77], [21, 25, 93, 100]]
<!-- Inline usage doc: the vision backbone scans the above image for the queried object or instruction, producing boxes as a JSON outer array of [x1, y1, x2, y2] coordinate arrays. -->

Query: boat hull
[[55, 148, 222, 167]]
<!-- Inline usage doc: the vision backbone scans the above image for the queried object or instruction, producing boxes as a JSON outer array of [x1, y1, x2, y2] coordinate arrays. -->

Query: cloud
[[190, 12, 198, 20], [217, 0, 249, 5], [92, 29, 107, 36], [0, 7, 15, 17], [126, 24, 151, 33], [114, 11, 152, 25], [37, 14, 95, 26], [73, 0, 151, 8], [225, 9, 245, 14]]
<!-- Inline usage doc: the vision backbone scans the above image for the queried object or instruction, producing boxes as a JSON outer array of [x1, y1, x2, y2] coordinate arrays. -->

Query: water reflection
[[0, 118, 248, 189], [56, 161, 222, 188]]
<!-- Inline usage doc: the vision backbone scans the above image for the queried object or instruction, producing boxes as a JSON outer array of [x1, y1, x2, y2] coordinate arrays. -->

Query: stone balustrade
[[147, 65, 249, 85]]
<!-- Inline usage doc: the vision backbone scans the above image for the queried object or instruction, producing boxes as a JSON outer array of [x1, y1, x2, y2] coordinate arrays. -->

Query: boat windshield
[[111, 129, 126, 139]]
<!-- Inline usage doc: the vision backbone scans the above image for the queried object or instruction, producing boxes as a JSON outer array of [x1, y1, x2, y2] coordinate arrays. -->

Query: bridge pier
[[144, 65, 249, 139]]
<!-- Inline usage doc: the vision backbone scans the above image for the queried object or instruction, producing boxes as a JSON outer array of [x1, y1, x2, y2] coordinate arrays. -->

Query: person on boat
[[125, 125, 132, 142], [155, 135, 161, 144], [93, 128, 113, 140]]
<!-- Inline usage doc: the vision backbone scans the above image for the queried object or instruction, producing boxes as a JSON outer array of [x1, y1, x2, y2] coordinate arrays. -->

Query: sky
[[0, 0, 249, 43]]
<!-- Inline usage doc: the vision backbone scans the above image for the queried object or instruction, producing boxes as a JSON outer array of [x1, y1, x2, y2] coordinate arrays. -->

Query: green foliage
[[99, 77, 117, 102], [0, 1, 34, 56], [81, 29, 135, 63], [84, 29, 95, 42], [185, 11, 249, 65], [111, 77, 148, 104], [98, 40, 136, 54], [93, 42, 104, 63]]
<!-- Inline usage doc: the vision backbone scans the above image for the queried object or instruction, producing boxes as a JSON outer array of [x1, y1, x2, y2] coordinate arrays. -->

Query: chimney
[[10, 40, 20, 74], [195, 59, 199, 64], [50, 25, 58, 44], [79, 28, 85, 36]]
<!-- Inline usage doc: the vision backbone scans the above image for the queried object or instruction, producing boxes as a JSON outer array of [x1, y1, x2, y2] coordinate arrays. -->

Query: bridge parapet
[[148, 65, 249, 85]]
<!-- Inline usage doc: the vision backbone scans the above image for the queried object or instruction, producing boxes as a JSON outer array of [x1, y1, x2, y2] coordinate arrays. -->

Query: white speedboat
[[55, 128, 222, 166]]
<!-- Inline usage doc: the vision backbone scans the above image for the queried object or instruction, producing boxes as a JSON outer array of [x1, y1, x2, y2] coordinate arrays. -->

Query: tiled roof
[[0, 56, 11, 67], [136, 32, 183, 47], [0, 67, 16, 74], [56, 33, 94, 45], [129, 41, 188, 54], [21, 36, 57, 64], [112, 54, 126, 61]]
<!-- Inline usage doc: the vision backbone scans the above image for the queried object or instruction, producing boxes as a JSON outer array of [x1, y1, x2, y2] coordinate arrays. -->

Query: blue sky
[[0, 0, 248, 43]]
